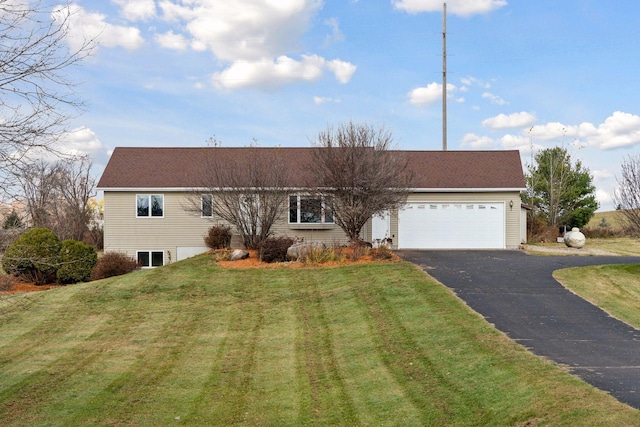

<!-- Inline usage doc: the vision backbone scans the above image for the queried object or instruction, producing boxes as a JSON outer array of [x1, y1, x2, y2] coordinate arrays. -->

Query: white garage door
[[398, 202, 505, 249]]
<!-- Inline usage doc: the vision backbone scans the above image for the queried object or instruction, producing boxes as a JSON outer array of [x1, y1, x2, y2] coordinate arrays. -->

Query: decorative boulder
[[286, 241, 326, 261], [228, 249, 250, 261], [564, 227, 586, 249]]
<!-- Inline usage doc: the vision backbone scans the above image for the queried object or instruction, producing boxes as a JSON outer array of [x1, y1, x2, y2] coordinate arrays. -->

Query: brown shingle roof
[[97, 147, 525, 190]]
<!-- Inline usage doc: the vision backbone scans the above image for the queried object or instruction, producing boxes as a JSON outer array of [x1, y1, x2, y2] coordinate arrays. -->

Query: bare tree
[[614, 154, 640, 235], [309, 122, 414, 244], [15, 156, 96, 241], [0, 0, 92, 194], [51, 156, 96, 241], [186, 146, 291, 249]]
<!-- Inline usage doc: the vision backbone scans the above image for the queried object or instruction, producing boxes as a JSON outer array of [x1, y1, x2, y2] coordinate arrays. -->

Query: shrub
[[302, 246, 346, 264], [90, 252, 138, 281], [371, 245, 394, 261], [57, 240, 98, 284], [1, 228, 61, 285], [347, 240, 372, 261], [204, 225, 232, 249], [256, 237, 295, 263]]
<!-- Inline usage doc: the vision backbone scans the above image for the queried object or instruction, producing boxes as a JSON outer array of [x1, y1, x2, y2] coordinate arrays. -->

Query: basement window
[[137, 251, 164, 268]]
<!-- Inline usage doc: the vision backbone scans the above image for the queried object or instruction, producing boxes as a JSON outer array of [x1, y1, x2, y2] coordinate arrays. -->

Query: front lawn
[[0, 255, 638, 426]]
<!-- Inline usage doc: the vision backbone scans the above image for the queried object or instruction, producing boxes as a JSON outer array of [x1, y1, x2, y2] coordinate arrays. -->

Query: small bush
[[1, 228, 61, 285], [347, 240, 372, 261], [302, 246, 346, 264], [371, 245, 394, 261], [256, 237, 295, 263], [57, 240, 98, 284], [90, 252, 138, 281], [204, 225, 232, 249]]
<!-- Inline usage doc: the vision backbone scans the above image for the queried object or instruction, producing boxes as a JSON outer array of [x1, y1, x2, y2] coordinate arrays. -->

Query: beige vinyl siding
[[103, 191, 351, 260], [104, 192, 217, 261], [104, 190, 521, 259], [391, 191, 522, 249]]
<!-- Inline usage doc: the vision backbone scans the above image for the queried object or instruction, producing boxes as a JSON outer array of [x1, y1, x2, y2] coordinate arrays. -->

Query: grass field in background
[[1, 255, 638, 425], [587, 210, 627, 230]]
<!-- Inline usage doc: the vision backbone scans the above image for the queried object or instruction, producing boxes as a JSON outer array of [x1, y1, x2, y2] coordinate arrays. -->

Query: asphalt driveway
[[398, 250, 640, 409]]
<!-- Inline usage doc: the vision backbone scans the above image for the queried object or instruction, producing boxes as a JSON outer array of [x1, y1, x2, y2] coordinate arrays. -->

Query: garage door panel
[[398, 202, 504, 249]]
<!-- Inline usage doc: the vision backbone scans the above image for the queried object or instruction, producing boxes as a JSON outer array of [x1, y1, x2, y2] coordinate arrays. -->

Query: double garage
[[397, 201, 506, 249]]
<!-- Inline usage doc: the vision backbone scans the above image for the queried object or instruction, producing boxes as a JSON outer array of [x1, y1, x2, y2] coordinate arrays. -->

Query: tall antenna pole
[[442, 2, 447, 151]]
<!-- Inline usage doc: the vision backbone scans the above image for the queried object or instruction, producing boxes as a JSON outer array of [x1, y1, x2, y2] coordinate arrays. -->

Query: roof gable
[[97, 147, 525, 190]]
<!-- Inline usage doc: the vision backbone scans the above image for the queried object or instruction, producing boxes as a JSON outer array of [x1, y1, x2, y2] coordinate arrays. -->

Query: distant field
[[587, 210, 626, 230]]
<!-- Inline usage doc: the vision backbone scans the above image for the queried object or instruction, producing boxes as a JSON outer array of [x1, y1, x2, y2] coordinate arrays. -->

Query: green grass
[[555, 264, 640, 329], [0, 255, 638, 426]]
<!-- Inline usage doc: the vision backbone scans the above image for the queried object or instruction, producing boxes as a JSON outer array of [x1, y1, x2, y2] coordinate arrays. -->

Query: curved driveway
[[398, 250, 640, 409]]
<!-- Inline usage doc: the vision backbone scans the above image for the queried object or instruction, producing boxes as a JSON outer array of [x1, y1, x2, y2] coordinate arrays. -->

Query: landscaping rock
[[286, 242, 326, 261], [228, 249, 250, 261], [564, 227, 586, 249]]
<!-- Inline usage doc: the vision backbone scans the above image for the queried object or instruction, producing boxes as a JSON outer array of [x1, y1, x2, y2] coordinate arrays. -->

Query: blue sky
[[59, 0, 640, 211]]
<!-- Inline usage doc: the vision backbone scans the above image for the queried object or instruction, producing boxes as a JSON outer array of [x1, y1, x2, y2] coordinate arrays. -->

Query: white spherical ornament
[[564, 227, 586, 249]]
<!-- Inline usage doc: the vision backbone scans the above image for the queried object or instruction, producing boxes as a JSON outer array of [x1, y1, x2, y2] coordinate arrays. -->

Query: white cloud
[[326, 59, 357, 83], [314, 96, 341, 104], [58, 127, 104, 156], [482, 92, 508, 105], [588, 111, 640, 149], [461, 133, 495, 149], [483, 112, 536, 129], [155, 0, 353, 90], [112, 0, 156, 21], [528, 121, 598, 142], [211, 55, 354, 90], [592, 169, 614, 182], [596, 188, 613, 208], [498, 134, 537, 152], [57, 5, 144, 52], [460, 75, 491, 89], [159, 0, 322, 62], [393, 0, 507, 16], [408, 82, 456, 106], [155, 31, 189, 50], [324, 17, 345, 46]]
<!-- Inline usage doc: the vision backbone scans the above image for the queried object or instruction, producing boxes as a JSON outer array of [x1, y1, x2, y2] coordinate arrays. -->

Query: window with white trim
[[289, 195, 333, 224], [137, 194, 164, 217], [137, 251, 164, 268], [201, 194, 213, 217]]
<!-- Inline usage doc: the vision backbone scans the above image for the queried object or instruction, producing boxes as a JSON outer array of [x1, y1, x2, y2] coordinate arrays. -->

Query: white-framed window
[[289, 194, 334, 224], [201, 194, 213, 218], [137, 251, 164, 268], [137, 194, 164, 217]]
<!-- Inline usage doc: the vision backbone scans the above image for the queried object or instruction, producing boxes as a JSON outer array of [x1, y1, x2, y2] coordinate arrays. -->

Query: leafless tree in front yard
[[614, 154, 640, 235], [0, 0, 92, 194], [308, 121, 415, 244], [185, 145, 291, 249]]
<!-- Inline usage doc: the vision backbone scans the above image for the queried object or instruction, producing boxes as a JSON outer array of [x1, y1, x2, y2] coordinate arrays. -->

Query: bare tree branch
[[308, 122, 415, 244], [185, 146, 291, 249], [614, 154, 640, 235], [0, 0, 93, 194]]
